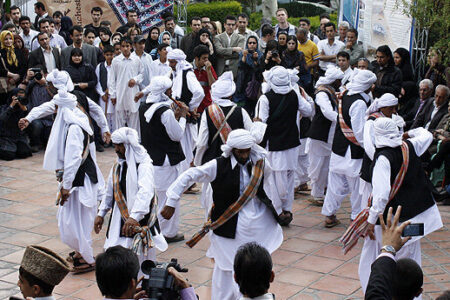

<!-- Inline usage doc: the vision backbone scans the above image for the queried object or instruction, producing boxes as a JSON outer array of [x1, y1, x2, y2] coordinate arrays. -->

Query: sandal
[[308, 197, 324, 206], [325, 215, 340, 228], [279, 211, 293, 227], [72, 257, 96, 274], [66, 251, 76, 263]]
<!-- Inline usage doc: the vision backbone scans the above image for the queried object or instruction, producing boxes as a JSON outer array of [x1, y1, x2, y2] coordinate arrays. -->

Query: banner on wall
[[339, 0, 414, 56], [40, 0, 174, 33]]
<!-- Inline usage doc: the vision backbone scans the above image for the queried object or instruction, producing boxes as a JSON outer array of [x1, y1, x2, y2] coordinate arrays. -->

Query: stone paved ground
[[0, 148, 449, 299]]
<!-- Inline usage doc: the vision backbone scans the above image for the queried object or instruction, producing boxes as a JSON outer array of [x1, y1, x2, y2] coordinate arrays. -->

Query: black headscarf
[[394, 47, 414, 81], [144, 26, 160, 53], [69, 48, 83, 67], [277, 32, 288, 54]]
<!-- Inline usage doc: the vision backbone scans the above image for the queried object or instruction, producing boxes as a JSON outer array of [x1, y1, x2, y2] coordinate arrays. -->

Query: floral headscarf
[[0, 31, 18, 67]]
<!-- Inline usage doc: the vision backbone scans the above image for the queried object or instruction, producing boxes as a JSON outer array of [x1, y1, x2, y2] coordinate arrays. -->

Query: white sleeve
[[160, 109, 186, 142], [297, 92, 313, 117], [368, 156, 391, 224], [242, 108, 253, 131], [316, 92, 338, 122], [26, 101, 56, 122], [87, 98, 110, 134], [194, 112, 209, 167], [62, 126, 85, 189], [186, 71, 205, 110], [363, 120, 376, 160], [142, 84, 152, 96], [132, 59, 144, 85], [98, 166, 114, 217], [108, 60, 117, 99], [166, 159, 217, 207], [256, 95, 270, 123], [130, 162, 155, 221], [95, 64, 105, 97], [349, 100, 367, 147], [407, 127, 433, 157]]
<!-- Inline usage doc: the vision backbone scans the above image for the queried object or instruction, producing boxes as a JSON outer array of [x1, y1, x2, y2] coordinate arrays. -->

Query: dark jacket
[[398, 81, 420, 130], [0, 48, 27, 84], [64, 63, 98, 101], [180, 32, 196, 57], [365, 256, 395, 300], [372, 62, 403, 98], [28, 47, 62, 74], [411, 99, 449, 131]]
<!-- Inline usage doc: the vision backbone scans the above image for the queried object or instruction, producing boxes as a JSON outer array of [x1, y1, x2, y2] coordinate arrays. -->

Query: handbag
[[0, 56, 15, 94], [245, 73, 261, 101]]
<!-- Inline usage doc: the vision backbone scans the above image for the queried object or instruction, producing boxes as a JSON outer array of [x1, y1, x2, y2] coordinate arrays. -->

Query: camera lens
[[34, 72, 43, 80]]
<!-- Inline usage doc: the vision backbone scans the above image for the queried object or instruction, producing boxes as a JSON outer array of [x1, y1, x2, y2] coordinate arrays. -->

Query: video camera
[[141, 258, 188, 300], [30, 67, 43, 81]]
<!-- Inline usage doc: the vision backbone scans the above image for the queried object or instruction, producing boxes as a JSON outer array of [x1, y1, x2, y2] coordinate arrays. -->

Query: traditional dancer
[[256, 66, 313, 223], [305, 66, 344, 205], [139, 76, 188, 243], [161, 129, 283, 300], [94, 127, 167, 269], [321, 70, 377, 227]]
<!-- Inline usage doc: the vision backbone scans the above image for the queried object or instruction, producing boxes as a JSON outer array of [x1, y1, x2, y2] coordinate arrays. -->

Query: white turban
[[144, 76, 173, 123], [288, 68, 300, 85], [221, 129, 267, 162], [347, 69, 377, 96], [167, 48, 187, 61], [111, 127, 149, 164], [366, 93, 398, 116], [46, 69, 74, 92], [373, 117, 403, 148], [315, 66, 344, 88], [211, 71, 236, 102], [167, 48, 193, 100], [263, 66, 292, 94]]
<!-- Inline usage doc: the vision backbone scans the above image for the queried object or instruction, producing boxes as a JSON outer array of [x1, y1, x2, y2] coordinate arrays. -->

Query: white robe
[[166, 156, 283, 300], [95, 63, 116, 132]]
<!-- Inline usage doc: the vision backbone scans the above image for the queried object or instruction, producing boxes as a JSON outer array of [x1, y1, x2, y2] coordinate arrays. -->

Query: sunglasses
[[248, 42, 257, 44]]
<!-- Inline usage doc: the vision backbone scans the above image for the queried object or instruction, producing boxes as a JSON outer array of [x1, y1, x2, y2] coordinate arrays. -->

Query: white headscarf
[[221, 129, 267, 162], [46, 69, 74, 92], [373, 117, 403, 148], [347, 69, 377, 96], [211, 71, 236, 105], [263, 66, 292, 95], [366, 93, 398, 116], [315, 66, 344, 88], [43, 90, 93, 171], [144, 76, 173, 123], [167, 49, 193, 99], [111, 127, 150, 165]]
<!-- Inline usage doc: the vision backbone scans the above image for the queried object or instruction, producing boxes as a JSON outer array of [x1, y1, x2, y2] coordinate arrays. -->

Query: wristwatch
[[380, 245, 396, 256]]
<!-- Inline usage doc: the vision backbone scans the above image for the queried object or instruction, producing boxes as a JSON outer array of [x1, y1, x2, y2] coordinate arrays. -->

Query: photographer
[[95, 245, 197, 300], [259, 40, 281, 71], [24, 68, 53, 152], [0, 88, 32, 160]]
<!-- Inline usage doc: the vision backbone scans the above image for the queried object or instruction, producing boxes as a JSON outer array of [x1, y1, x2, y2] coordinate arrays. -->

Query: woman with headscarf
[[394, 47, 414, 82], [144, 26, 160, 54], [424, 48, 447, 88], [59, 16, 73, 46], [281, 35, 310, 90], [371, 45, 403, 98], [0, 30, 27, 105], [188, 27, 216, 68], [0, 88, 32, 160], [277, 32, 288, 54], [95, 27, 112, 50], [127, 26, 141, 42], [64, 48, 98, 101], [13, 34, 29, 61], [111, 32, 123, 46], [398, 81, 420, 129], [150, 31, 172, 60], [234, 35, 263, 115]]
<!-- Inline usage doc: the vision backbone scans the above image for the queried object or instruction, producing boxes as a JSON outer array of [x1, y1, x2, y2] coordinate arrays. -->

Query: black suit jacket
[[411, 99, 449, 131], [28, 47, 62, 74], [365, 256, 396, 300]]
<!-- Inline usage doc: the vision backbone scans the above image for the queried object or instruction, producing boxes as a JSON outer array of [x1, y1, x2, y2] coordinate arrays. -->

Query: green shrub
[[175, 1, 242, 25], [249, 12, 337, 32], [279, 2, 334, 17]]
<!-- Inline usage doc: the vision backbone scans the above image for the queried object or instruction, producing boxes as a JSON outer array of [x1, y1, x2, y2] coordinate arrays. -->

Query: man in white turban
[[18, 69, 111, 150], [305, 66, 344, 205], [255, 66, 313, 224], [94, 127, 168, 272], [360, 93, 405, 209], [356, 118, 442, 293], [48, 88, 105, 273], [322, 69, 377, 227], [167, 48, 205, 188], [161, 129, 283, 300], [138, 76, 189, 243]]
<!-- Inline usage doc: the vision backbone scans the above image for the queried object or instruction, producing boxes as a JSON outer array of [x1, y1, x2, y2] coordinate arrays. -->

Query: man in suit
[[28, 32, 61, 74], [60, 25, 98, 69], [365, 206, 424, 300], [214, 15, 245, 78], [411, 84, 449, 131]]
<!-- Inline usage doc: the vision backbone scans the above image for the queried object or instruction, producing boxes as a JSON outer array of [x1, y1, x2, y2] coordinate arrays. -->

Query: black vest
[[300, 118, 311, 139], [307, 86, 337, 142], [370, 141, 434, 224], [261, 90, 300, 151], [99, 62, 108, 92], [202, 106, 244, 164], [332, 92, 368, 159], [71, 127, 98, 187], [360, 115, 379, 182], [179, 69, 193, 106], [210, 157, 277, 239], [139, 103, 185, 166]]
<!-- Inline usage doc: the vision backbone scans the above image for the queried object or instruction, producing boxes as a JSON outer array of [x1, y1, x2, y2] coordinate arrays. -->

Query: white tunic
[[166, 156, 283, 271], [108, 53, 144, 113], [95, 63, 115, 114], [131, 51, 153, 89]]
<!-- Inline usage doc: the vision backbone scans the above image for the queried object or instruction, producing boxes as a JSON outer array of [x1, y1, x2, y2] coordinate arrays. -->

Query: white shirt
[[108, 53, 144, 113], [317, 39, 345, 71], [172, 69, 204, 111], [308, 32, 320, 45], [341, 67, 354, 88], [31, 33, 67, 51], [20, 29, 38, 50], [425, 102, 441, 130], [141, 59, 172, 95], [41, 47, 56, 73], [235, 28, 258, 42], [131, 51, 153, 90]]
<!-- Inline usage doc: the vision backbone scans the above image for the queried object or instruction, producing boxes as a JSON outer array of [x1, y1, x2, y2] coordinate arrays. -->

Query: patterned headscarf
[[0, 31, 18, 67]]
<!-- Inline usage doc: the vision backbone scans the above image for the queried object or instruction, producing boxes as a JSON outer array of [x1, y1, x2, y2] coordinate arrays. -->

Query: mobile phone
[[402, 223, 424, 237]]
